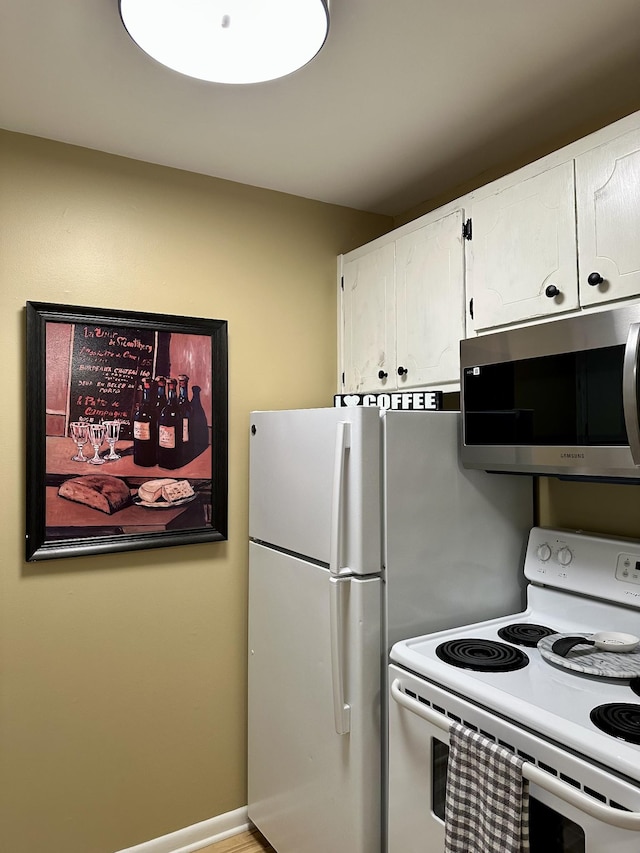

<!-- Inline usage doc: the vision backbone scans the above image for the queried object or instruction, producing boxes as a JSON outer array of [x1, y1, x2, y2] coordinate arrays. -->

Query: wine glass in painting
[[103, 420, 122, 461], [88, 422, 106, 465], [69, 421, 90, 462]]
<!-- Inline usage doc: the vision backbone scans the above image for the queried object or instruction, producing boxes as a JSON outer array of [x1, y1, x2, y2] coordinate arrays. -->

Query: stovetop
[[390, 527, 640, 781]]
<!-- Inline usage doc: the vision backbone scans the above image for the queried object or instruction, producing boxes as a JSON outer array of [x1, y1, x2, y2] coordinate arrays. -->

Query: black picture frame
[[26, 301, 228, 561]]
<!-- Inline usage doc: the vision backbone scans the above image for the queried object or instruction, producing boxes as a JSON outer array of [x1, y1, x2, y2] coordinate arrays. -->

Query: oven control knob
[[536, 543, 552, 562], [557, 546, 573, 566]]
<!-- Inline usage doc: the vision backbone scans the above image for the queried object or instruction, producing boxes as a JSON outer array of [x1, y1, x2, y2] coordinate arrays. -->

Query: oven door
[[388, 665, 640, 853]]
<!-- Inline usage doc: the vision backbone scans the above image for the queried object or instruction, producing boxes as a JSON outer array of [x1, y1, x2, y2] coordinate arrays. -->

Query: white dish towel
[[444, 721, 530, 853]]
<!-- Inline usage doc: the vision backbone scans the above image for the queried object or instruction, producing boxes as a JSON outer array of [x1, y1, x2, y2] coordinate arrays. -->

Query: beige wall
[[0, 130, 391, 853], [4, 117, 640, 853], [538, 478, 640, 540]]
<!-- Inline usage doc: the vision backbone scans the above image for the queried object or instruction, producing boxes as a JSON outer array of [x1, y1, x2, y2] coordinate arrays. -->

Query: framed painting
[[25, 302, 228, 561]]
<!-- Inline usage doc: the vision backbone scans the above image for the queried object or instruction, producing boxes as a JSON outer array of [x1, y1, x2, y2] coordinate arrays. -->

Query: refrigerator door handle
[[329, 576, 351, 735], [330, 420, 351, 578]]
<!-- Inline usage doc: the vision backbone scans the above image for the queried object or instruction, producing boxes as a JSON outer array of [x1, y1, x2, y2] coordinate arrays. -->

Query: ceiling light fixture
[[119, 0, 330, 85]]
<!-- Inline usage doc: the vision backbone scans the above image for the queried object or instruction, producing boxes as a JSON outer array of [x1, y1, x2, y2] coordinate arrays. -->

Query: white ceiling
[[2, 0, 640, 216]]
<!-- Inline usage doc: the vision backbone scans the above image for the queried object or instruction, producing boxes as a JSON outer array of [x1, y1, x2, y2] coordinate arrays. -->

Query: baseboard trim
[[115, 807, 250, 853]]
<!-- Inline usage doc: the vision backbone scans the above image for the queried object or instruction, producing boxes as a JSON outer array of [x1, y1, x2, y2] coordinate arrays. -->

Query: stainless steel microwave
[[460, 304, 640, 480]]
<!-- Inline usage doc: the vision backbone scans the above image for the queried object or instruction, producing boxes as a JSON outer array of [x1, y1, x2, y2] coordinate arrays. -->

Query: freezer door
[[249, 407, 381, 574], [383, 410, 533, 649], [248, 542, 382, 853]]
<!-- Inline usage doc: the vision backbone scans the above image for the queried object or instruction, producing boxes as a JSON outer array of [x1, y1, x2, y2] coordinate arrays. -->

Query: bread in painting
[[58, 474, 131, 514]]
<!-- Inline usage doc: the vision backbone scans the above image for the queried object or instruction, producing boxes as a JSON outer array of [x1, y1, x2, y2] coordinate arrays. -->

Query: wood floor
[[198, 828, 276, 853]]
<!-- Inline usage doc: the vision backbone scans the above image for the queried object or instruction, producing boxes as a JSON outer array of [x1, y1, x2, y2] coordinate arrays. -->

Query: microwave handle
[[623, 322, 640, 466]]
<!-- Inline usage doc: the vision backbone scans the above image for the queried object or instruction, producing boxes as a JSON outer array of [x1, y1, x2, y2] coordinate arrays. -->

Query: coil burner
[[590, 704, 640, 745], [435, 638, 529, 672], [497, 623, 558, 647]]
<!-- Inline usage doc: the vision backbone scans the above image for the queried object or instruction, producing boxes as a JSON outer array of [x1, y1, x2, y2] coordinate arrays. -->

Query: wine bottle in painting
[[133, 378, 157, 467], [158, 377, 183, 469], [154, 375, 167, 415], [177, 374, 192, 465]]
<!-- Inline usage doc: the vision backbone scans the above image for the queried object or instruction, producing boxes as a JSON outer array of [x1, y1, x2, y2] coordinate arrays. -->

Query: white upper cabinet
[[576, 126, 640, 307], [468, 161, 579, 331], [340, 208, 466, 393], [339, 111, 640, 388], [468, 114, 640, 333], [341, 242, 396, 393], [395, 211, 465, 388]]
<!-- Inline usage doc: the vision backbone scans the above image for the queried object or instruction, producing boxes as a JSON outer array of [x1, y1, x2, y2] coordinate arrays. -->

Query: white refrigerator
[[247, 407, 533, 853]]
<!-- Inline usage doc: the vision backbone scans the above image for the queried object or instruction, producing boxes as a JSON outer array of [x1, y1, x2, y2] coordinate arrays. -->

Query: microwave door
[[460, 302, 640, 480], [623, 320, 640, 465]]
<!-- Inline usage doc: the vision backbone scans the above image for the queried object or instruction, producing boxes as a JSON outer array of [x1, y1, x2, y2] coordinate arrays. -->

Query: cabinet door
[[395, 211, 465, 387], [576, 127, 640, 307], [342, 242, 395, 392], [469, 161, 579, 331]]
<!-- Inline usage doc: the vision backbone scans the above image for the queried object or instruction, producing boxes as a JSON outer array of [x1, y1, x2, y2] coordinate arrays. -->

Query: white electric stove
[[388, 527, 640, 853]]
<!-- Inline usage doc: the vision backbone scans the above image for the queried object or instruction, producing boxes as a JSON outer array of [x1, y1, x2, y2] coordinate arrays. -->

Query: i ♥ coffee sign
[[334, 391, 442, 410]]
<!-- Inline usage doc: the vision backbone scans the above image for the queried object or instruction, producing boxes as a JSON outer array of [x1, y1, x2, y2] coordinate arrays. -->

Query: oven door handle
[[391, 679, 640, 831], [623, 321, 640, 465]]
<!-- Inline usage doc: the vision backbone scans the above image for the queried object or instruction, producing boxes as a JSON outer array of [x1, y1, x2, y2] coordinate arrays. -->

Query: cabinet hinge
[[463, 218, 472, 240], [469, 298, 474, 319]]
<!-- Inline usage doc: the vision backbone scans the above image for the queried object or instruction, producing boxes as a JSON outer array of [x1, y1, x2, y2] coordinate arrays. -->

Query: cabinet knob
[[378, 370, 388, 380], [588, 272, 604, 287], [397, 366, 408, 376], [545, 285, 560, 298]]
